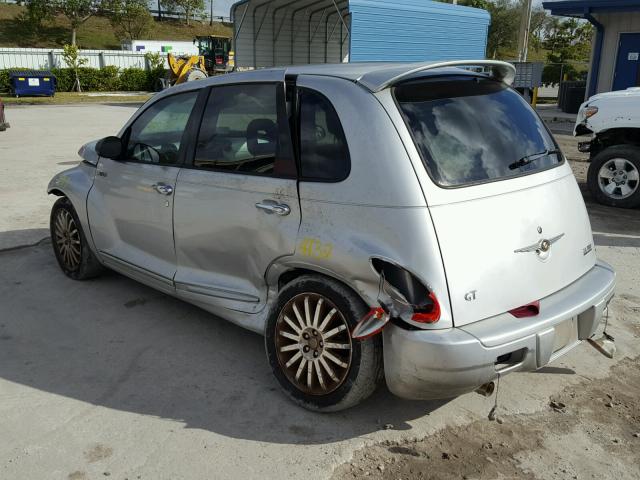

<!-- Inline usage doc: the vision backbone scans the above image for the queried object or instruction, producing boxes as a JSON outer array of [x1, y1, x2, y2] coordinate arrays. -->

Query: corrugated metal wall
[[592, 12, 640, 93], [349, 0, 489, 62], [232, 0, 350, 68], [231, 0, 489, 68], [0, 48, 151, 70]]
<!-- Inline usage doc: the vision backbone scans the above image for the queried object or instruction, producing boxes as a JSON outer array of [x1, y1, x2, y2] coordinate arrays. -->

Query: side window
[[125, 91, 198, 165], [299, 89, 350, 182], [194, 83, 295, 177]]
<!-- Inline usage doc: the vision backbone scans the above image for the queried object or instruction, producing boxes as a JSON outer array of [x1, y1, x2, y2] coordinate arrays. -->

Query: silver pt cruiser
[[48, 61, 616, 411]]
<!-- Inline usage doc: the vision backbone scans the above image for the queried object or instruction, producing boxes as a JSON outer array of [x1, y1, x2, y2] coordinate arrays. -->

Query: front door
[[613, 33, 640, 91], [87, 90, 199, 292], [173, 82, 300, 314]]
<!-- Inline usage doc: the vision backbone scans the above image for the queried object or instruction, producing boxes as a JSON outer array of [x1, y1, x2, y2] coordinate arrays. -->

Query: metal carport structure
[[230, 0, 490, 69]]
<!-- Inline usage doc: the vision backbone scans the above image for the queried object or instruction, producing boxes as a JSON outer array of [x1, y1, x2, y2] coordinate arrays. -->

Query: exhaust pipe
[[475, 382, 495, 397]]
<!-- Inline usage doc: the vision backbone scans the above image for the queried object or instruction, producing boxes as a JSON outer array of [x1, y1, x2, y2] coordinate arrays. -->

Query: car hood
[[588, 87, 640, 103]]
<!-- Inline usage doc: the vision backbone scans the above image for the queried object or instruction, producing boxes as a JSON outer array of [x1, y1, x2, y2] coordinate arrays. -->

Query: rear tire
[[265, 275, 383, 412], [50, 197, 104, 280], [588, 145, 640, 208]]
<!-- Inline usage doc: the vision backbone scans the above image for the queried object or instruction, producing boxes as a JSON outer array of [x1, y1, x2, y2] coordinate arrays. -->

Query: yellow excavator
[[165, 35, 234, 88]]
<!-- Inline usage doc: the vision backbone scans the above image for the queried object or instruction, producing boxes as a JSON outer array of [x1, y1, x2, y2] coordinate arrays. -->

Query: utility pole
[[157, 0, 162, 21], [517, 0, 534, 62], [210, 0, 214, 26]]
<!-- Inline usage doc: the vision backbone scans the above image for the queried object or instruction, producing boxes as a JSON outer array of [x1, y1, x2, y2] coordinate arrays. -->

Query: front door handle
[[153, 183, 173, 196], [256, 201, 291, 216]]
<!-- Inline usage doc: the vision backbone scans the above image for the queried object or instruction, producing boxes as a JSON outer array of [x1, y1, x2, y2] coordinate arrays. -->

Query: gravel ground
[[333, 353, 640, 480]]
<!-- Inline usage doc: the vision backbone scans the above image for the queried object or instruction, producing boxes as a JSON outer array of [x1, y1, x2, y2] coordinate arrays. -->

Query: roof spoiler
[[364, 60, 516, 92]]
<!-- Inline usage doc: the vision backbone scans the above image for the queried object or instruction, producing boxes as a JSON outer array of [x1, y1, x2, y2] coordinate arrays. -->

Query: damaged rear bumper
[[383, 261, 616, 400]]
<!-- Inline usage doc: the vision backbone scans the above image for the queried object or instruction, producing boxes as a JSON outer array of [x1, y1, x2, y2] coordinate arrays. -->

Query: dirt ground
[[333, 288, 640, 480], [333, 356, 640, 480]]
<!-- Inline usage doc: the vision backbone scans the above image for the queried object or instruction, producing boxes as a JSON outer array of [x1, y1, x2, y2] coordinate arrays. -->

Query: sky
[[213, 0, 238, 18]]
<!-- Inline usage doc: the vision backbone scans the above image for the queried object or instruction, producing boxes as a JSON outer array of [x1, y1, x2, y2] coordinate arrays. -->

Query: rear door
[[87, 91, 199, 292], [393, 75, 596, 326], [173, 82, 300, 313]]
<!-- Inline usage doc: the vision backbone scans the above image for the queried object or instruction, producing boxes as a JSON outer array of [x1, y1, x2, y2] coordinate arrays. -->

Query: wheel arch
[[272, 265, 372, 311], [48, 188, 65, 197], [592, 128, 640, 156]]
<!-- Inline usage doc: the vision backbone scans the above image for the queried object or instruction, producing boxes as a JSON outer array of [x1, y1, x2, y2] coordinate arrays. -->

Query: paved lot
[[0, 105, 639, 480], [0, 104, 138, 250]]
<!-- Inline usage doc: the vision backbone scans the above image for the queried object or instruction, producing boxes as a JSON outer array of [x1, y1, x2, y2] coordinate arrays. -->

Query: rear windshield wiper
[[508, 149, 561, 170]]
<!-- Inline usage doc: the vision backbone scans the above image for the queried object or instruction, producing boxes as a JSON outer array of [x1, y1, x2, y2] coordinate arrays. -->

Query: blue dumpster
[[9, 70, 56, 97]]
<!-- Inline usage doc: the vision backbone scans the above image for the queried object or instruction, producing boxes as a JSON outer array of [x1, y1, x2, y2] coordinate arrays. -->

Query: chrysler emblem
[[515, 233, 565, 255]]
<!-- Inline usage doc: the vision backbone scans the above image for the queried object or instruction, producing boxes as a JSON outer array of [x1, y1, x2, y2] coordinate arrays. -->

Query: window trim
[[391, 74, 564, 190], [184, 81, 298, 180], [118, 89, 202, 167], [297, 87, 352, 184]]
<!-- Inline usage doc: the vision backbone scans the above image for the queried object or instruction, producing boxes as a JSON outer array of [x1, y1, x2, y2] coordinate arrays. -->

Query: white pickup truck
[[574, 87, 640, 209]]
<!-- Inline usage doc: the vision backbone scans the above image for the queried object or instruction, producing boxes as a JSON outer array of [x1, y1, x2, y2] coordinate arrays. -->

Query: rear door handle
[[153, 183, 173, 196], [256, 201, 291, 216]]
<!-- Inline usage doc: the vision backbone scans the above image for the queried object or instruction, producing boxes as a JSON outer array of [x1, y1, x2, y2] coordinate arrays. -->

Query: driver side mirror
[[96, 136, 123, 159]]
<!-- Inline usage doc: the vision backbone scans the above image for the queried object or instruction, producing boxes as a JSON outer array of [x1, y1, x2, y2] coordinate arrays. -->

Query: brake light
[[352, 307, 390, 340], [215, 56, 224, 65], [411, 292, 440, 323], [509, 301, 540, 318]]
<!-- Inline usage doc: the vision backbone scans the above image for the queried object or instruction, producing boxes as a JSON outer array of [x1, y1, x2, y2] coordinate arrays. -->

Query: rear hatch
[[394, 75, 596, 326]]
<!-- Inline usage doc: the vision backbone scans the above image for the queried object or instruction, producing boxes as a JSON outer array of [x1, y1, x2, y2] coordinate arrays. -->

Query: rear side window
[[394, 76, 561, 187], [194, 83, 295, 177], [299, 89, 350, 182]]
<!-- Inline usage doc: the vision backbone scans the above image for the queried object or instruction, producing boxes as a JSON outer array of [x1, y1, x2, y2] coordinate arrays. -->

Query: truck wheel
[[265, 275, 383, 412], [50, 197, 105, 280], [588, 145, 640, 208]]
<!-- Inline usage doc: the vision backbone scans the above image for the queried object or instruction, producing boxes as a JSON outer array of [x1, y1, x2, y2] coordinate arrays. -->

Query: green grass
[[1, 91, 153, 105], [0, 4, 232, 50]]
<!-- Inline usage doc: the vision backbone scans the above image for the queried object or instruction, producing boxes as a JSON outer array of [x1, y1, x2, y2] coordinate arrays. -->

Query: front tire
[[588, 145, 640, 208], [265, 275, 383, 412], [50, 197, 104, 280]]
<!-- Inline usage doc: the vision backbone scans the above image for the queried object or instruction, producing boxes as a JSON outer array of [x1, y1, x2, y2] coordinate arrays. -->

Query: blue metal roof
[[230, 0, 490, 68], [348, 0, 490, 62], [542, 0, 640, 17]]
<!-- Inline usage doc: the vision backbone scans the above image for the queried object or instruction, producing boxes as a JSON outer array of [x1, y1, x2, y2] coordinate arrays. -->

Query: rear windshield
[[394, 76, 562, 188]]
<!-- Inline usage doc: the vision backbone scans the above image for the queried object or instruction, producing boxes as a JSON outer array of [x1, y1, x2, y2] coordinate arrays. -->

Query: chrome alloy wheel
[[598, 158, 640, 200], [53, 208, 82, 271], [275, 293, 353, 395]]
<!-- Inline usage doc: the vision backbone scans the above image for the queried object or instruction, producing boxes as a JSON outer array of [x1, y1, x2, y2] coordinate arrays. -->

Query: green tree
[[23, 0, 54, 30], [25, 0, 103, 45], [55, 0, 102, 45], [542, 18, 593, 85], [105, 0, 154, 41], [486, 0, 520, 59], [61, 43, 89, 91], [161, 0, 204, 26]]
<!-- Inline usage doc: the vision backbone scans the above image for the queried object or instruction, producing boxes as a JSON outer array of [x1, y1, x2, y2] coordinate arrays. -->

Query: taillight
[[352, 307, 390, 340], [215, 56, 224, 65], [411, 292, 440, 323], [509, 301, 540, 318]]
